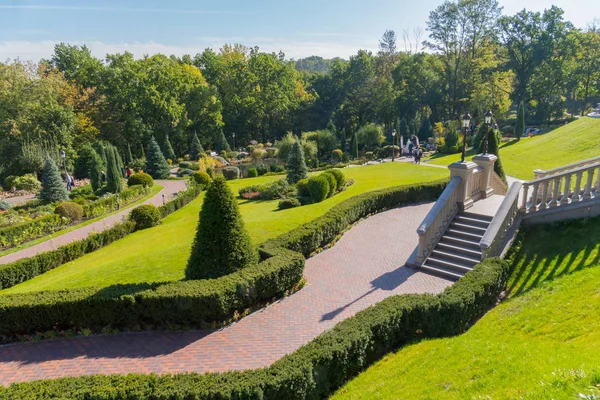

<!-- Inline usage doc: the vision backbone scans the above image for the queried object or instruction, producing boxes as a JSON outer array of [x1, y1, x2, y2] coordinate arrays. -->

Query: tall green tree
[[418, 117, 433, 141], [185, 177, 257, 280], [145, 136, 170, 179], [215, 130, 231, 153], [105, 145, 123, 194], [286, 141, 308, 184], [515, 101, 525, 141], [189, 133, 203, 160], [478, 127, 506, 180], [126, 143, 133, 164], [89, 150, 103, 191], [350, 131, 358, 159], [163, 135, 176, 161], [39, 157, 69, 204]]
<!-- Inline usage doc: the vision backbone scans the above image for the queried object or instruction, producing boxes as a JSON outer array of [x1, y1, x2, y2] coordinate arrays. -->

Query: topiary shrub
[[205, 167, 215, 179], [296, 178, 309, 197], [247, 168, 258, 178], [127, 172, 154, 188], [54, 201, 84, 222], [256, 165, 270, 176], [177, 168, 194, 177], [192, 171, 212, 186], [129, 204, 161, 230], [278, 198, 301, 210], [286, 141, 308, 184], [222, 166, 240, 180], [185, 177, 258, 280], [270, 164, 284, 173], [179, 161, 192, 169], [322, 172, 337, 197], [325, 169, 345, 188], [308, 175, 330, 203]]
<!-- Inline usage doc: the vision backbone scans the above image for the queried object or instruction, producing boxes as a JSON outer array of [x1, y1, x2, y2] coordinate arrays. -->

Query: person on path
[[126, 167, 132, 178], [416, 148, 423, 164], [66, 173, 73, 191]]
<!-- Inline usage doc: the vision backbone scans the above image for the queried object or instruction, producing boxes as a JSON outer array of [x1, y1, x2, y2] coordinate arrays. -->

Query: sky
[[0, 0, 597, 62]]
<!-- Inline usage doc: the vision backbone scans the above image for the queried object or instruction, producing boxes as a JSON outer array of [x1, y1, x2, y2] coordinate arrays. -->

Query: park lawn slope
[[1, 162, 446, 293], [332, 216, 600, 400], [426, 117, 600, 179]]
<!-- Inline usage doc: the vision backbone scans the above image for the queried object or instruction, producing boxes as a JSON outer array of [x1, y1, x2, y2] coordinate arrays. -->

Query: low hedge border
[[82, 185, 149, 218], [0, 183, 203, 292], [0, 258, 510, 399], [0, 179, 446, 344]]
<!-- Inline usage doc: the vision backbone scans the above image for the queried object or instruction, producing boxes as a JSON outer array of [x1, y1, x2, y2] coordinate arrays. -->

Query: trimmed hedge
[[0, 184, 203, 292], [0, 179, 446, 345], [0, 214, 67, 249], [129, 205, 161, 230], [54, 202, 84, 222], [127, 173, 154, 188], [0, 258, 509, 399], [82, 185, 148, 218]]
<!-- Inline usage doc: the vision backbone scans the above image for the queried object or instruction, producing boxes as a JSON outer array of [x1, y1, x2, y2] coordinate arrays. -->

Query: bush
[[449, 145, 459, 154], [324, 168, 345, 188], [3, 176, 18, 191], [179, 161, 192, 169], [286, 141, 308, 184], [16, 174, 41, 192], [278, 198, 301, 210], [331, 149, 343, 162], [129, 204, 161, 230], [307, 175, 330, 203], [205, 167, 215, 179], [322, 172, 337, 197], [445, 128, 459, 148], [222, 167, 240, 180], [82, 185, 147, 218], [0, 214, 67, 249], [270, 164, 284, 173], [127, 172, 154, 188], [296, 178, 309, 197], [438, 145, 448, 153], [39, 157, 69, 204], [256, 165, 270, 176], [260, 179, 295, 200], [54, 202, 84, 222], [0, 200, 11, 211], [247, 167, 258, 178], [192, 171, 212, 186]]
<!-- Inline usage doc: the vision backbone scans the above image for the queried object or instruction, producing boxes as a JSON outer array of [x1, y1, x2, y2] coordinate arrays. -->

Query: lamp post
[[232, 132, 236, 151], [484, 110, 493, 155], [60, 149, 67, 174], [391, 129, 396, 162], [461, 113, 471, 162]]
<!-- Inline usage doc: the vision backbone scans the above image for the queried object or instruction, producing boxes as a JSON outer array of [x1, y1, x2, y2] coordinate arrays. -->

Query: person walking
[[65, 173, 73, 191], [126, 167, 132, 178]]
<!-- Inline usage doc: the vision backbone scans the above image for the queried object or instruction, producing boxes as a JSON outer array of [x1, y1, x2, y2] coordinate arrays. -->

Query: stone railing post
[[472, 153, 498, 199], [448, 161, 478, 210]]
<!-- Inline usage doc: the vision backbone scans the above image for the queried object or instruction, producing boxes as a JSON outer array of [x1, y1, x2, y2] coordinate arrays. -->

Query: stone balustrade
[[533, 155, 600, 179]]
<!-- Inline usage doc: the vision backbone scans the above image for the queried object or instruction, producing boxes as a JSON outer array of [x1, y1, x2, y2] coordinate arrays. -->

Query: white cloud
[[0, 38, 380, 62]]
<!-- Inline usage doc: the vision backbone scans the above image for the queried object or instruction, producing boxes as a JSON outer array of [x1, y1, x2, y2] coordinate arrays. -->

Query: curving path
[[0, 180, 188, 266], [0, 202, 452, 386]]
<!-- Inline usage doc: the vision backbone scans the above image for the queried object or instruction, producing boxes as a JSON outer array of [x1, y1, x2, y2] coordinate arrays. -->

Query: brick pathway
[[0, 180, 187, 265], [0, 202, 451, 386]]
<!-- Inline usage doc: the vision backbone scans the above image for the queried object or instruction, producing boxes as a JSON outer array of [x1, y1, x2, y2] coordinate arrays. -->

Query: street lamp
[[484, 110, 493, 155], [60, 149, 67, 174], [232, 132, 236, 151], [391, 129, 396, 162], [461, 113, 471, 162]]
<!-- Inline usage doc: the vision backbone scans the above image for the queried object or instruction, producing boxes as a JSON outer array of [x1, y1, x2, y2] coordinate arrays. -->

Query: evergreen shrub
[[307, 175, 330, 203], [54, 202, 84, 222], [192, 171, 212, 186], [322, 172, 337, 197], [247, 168, 258, 177], [222, 167, 240, 180], [129, 205, 161, 230], [127, 172, 154, 188]]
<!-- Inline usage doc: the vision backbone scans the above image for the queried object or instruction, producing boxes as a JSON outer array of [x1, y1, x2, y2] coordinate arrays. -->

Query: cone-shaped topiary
[[478, 127, 506, 182], [350, 132, 358, 159], [215, 130, 231, 153], [286, 141, 308, 184], [189, 133, 204, 161], [145, 136, 170, 179], [163, 135, 176, 161], [185, 176, 257, 280], [515, 100, 525, 141], [126, 143, 133, 164], [89, 150, 103, 191], [74, 146, 96, 179], [106, 145, 123, 193], [39, 156, 69, 204]]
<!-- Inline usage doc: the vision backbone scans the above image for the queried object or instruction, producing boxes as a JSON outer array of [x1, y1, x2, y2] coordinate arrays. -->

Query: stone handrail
[[533, 155, 600, 179], [491, 172, 508, 195], [415, 176, 461, 265], [480, 181, 523, 259], [471, 167, 485, 201], [522, 162, 600, 213]]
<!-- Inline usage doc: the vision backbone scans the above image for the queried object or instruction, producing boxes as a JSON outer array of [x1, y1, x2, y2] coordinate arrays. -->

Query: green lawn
[[1, 162, 446, 293], [426, 117, 600, 179], [332, 217, 600, 399]]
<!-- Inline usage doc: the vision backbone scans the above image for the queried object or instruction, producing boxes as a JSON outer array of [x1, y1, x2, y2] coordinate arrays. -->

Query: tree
[[145, 136, 170, 179], [399, 118, 409, 139], [215, 130, 231, 152], [515, 101, 525, 141], [105, 145, 123, 193], [74, 145, 97, 179], [189, 133, 203, 161], [350, 131, 358, 159], [89, 150, 103, 191], [478, 127, 506, 180], [39, 157, 69, 204], [163, 135, 176, 161], [286, 141, 308, 184], [185, 177, 257, 280], [126, 143, 133, 164], [418, 117, 433, 142]]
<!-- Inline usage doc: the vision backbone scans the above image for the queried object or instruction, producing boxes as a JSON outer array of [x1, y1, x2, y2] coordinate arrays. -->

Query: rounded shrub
[[129, 204, 161, 230], [179, 161, 192, 169], [256, 165, 270, 176], [449, 145, 459, 154], [205, 167, 215, 179], [222, 166, 240, 180], [185, 177, 258, 280], [192, 171, 212, 186], [178, 168, 194, 177], [247, 168, 258, 178], [325, 169, 345, 188], [322, 172, 337, 197], [54, 201, 84, 222], [0, 199, 12, 211], [307, 175, 330, 203], [278, 198, 301, 210], [296, 178, 309, 197], [16, 174, 42, 192], [127, 172, 154, 188]]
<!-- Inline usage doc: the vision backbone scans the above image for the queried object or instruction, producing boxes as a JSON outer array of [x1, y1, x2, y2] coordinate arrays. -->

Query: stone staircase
[[420, 211, 492, 281]]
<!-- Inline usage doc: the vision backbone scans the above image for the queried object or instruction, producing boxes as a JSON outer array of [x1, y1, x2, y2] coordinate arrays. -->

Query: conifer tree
[[140, 142, 146, 159], [350, 132, 358, 159], [95, 142, 107, 167], [515, 101, 525, 141], [286, 141, 308, 184], [399, 118, 408, 138], [189, 133, 203, 161], [163, 135, 176, 161], [418, 116, 433, 141], [215, 130, 231, 152], [126, 143, 133, 164], [145, 136, 170, 179], [89, 150, 103, 191], [478, 127, 506, 181], [185, 177, 257, 280], [106, 146, 123, 193], [39, 156, 69, 204]]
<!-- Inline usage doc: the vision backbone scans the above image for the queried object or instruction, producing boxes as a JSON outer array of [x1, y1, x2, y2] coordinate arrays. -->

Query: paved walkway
[[0, 180, 187, 265], [2, 193, 36, 206], [0, 203, 451, 386]]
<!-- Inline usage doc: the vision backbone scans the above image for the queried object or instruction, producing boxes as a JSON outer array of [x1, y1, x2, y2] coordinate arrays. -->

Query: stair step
[[419, 264, 463, 281], [445, 229, 483, 242], [426, 257, 475, 273], [430, 250, 480, 267], [436, 243, 482, 259], [440, 235, 481, 250], [449, 222, 488, 235], [454, 215, 491, 229], [459, 211, 493, 222]]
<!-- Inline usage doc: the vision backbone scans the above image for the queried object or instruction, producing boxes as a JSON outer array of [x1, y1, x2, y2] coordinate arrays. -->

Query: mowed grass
[[2, 162, 446, 293], [426, 117, 600, 179], [332, 217, 600, 400]]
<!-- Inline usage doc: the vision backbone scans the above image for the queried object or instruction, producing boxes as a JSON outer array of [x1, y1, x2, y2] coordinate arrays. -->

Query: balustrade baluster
[[583, 168, 594, 200], [550, 177, 560, 208], [572, 172, 583, 203], [595, 167, 600, 197], [561, 174, 572, 205], [521, 184, 529, 209], [540, 181, 549, 210], [529, 183, 539, 212]]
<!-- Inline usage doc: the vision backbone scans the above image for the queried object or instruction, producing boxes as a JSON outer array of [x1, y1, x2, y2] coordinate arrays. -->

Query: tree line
[[1, 1, 599, 181]]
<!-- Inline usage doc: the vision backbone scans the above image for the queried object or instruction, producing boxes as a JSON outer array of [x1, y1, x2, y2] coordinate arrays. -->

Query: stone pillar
[[472, 153, 498, 199], [448, 161, 478, 210]]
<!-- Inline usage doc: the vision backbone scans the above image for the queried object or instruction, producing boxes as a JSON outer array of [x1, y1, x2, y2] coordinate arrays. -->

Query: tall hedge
[[162, 135, 176, 161], [39, 157, 69, 204], [286, 141, 308, 184], [515, 100, 525, 141], [105, 146, 122, 194], [186, 177, 257, 280], [73, 146, 96, 179], [189, 132, 204, 161], [145, 136, 170, 179]]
